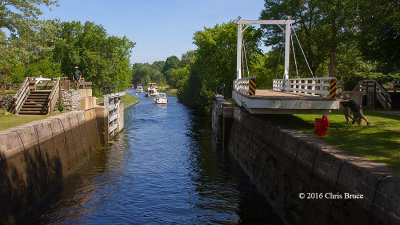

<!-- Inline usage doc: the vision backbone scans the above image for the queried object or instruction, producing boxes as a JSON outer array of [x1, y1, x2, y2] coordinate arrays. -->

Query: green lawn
[[0, 90, 16, 95], [96, 92, 139, 106], [0, 110, 63, 131], [157, 86, 178, 96], [266, 110, 400, 172]]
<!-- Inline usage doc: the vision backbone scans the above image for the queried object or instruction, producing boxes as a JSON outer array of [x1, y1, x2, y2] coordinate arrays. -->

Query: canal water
[[34, 90, 283, 224]]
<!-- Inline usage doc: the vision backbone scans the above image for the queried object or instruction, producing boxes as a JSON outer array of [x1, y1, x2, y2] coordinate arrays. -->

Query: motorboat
[[146, 83, 158, 97], [136, 85, 143, 93], [156, 93, 168, 104]]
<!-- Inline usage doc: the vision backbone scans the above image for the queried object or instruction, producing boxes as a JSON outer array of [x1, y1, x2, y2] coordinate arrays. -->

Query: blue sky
[[40, 0, 266, 64]]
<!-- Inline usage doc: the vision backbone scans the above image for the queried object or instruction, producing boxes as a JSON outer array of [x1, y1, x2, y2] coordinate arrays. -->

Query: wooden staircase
[[18, 90, 51, 115], [353, 80, 392, 110]]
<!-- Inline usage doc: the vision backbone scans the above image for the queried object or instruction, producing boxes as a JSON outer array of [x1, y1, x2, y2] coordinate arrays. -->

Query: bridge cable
[[291, 27, 314, 78], [242, 39, 250, 77], [290, 31, 299, 77], [275, 38, 285, 79]]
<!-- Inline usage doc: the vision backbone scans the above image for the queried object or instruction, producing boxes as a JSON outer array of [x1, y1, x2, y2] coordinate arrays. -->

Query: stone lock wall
[[62, 89, 95, 111], [218, 104, 399, 225], [0, 109, 106, 225], [0, 94, 14, 110]]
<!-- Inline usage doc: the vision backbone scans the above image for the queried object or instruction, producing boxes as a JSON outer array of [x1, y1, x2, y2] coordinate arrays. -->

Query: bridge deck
[[255, 89, 328, 99], [232, 89, 339, 114]]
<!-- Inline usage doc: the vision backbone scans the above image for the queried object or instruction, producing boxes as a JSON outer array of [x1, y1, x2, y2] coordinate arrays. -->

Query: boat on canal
[[146, 83, 158, 97], [156, 93, 168, 104], [136, 85, 143, 93]]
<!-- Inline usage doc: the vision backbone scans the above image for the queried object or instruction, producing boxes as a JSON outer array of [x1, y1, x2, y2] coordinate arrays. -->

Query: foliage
[[177, 22, 262, 113], [0, 19, 135, 96], [357, 0, 400, 73], [0, 0, 59, 34], [131, 62, 166, 86], [56, 99, 64, 112]]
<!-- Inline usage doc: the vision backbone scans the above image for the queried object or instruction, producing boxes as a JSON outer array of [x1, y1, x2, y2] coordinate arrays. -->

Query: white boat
[[156, 93, 168, 104], [136, 85, 143, 93], [146, 83, 158, 97]]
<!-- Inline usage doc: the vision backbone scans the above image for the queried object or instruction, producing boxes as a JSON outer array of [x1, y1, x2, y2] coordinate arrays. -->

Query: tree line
[[0, 0, 134, 96]]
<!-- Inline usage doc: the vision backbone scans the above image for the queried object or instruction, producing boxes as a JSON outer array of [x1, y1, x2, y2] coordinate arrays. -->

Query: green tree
[[178, 22, 262, 112], [0, 0, 58, 34], [260, 0, 356, 77], [357, 0, 400, 73]]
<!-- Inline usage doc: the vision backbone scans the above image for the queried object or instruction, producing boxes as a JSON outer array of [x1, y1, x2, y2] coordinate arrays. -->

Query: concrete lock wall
[[215, 101, 400, 225], [0, 90, 124, 224]]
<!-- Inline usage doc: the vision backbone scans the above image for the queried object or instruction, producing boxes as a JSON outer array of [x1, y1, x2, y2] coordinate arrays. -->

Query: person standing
[[338, 94, 371, 127], [337, 94, 353, 124], [72, 66, 82, 89]]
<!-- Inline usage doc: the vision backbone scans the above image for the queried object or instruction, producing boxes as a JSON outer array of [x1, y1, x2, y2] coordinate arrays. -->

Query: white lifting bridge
[[232, 17, 339, 114]]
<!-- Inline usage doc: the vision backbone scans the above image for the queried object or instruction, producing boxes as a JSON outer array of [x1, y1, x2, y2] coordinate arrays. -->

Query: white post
[[236, 18, 242, 80]]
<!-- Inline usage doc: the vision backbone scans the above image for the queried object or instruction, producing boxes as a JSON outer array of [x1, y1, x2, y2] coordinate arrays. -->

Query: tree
[[357, 0, 400, 73], [260, 0, 356, 77], [178, 22, 262, 112], [0, 0, 58, 34], [132, 62, 166, 86]]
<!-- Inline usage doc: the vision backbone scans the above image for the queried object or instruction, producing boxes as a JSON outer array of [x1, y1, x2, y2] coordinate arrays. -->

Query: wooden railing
[[12, 77, 35, 113], [47, 77, 61, 114], [233, 77, 256, 95], [353, 80, 392, 110], [273, 77, 336, 97]]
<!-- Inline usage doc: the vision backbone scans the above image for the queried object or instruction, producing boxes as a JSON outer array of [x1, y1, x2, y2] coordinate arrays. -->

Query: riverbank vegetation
[[0, 1, 135, 96], [267, 110, 400, 172], [96, 92, 139, 106]]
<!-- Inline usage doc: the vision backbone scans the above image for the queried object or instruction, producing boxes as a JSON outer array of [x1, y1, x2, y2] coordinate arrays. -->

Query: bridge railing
[[233, 77, 256, 95], [273, 77, 337, 97]]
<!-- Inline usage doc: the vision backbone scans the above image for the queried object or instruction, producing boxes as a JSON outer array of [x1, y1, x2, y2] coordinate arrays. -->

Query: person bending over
[[338, 94, 371, 127]]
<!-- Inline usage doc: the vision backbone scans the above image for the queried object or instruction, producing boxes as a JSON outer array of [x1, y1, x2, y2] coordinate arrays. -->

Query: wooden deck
[[233, 89, 339, 114], [255, 89, 330, 99]]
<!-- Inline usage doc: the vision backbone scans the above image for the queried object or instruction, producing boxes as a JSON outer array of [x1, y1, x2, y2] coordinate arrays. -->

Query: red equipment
[[314, 114, 329, 136]]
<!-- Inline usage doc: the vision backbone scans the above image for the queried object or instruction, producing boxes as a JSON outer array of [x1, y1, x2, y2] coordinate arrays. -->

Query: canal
[[32, 91, 283, 224]]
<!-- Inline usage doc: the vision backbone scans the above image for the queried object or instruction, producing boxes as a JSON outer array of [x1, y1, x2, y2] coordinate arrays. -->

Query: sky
[[39, 0, 266, 64]]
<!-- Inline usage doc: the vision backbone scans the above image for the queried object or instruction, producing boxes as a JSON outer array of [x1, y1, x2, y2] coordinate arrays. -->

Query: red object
[[314, 114, 329, 136]]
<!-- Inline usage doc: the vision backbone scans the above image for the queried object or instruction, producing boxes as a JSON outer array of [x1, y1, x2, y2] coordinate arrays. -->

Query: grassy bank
[[96, 91, 139, 106], [266, 110, 400, 172], [0, 110, 63, 131], [157, 86, 178, 97]]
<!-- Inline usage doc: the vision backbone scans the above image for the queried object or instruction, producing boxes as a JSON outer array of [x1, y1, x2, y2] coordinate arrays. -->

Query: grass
[[0, 110, 64, 131], [266, 110, 400, 172], [0, 90, 17, 95], [96, 91, 139, 106], [157, 86, 178, 97], [121, 92, 139, 106]]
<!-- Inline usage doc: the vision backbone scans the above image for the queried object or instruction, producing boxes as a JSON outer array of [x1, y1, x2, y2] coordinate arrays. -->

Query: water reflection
[[34, 90, 283, 224]]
